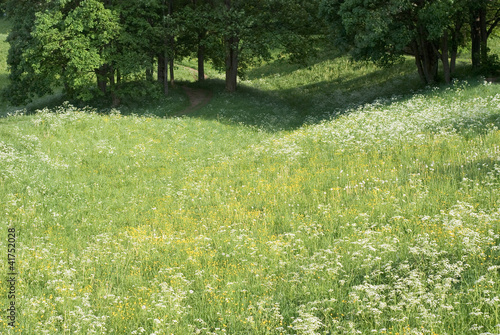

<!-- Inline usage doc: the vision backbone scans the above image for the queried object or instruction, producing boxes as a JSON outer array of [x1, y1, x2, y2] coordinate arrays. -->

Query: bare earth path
[[174, 66, 212, 117]]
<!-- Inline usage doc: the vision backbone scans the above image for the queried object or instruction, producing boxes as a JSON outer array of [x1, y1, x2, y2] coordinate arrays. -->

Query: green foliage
[[3, 0, 120, 104], [320, 0, 476, 83], [175, 2, 223, 68], [320, 0, 411, 63], [479, 52, 500, 76], [111, 0, 164, 76], [206, 0, 324, 91], [3, 0, 50, 105], [3, 0, 323, 102], [35, 0, 119, 99]]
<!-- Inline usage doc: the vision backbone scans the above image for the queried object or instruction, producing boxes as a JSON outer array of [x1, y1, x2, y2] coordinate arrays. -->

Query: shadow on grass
[[179, 63, 498, 141], [0, 92, 76, 118], [246, 57, 321, 80], [246, 43, 343, 80], [179, 64, 425, 132], [2, 53, 496, 142], [451, 113, 500, 141], [0, 81, 192, 118]]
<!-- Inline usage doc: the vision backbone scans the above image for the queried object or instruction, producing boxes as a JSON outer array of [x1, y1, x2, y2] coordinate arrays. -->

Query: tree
[[4, 0, 322, 103], [4, 0, 120, 104], [214, 0, 320, 91], [4, 0, 51, 105], [109, 0, 163, 83], [4, 0, 182, 104], [113, 0, 175, 95], [418, 0, 472, 83], [176, 1, 219, 82], [320, 0, 475, 84], [177, 0, 321, 90], [471, 0, 500, 68]]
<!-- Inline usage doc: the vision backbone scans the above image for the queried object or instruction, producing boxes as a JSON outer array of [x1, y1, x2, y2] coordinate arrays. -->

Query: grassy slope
[[0, 20, 499, 334]]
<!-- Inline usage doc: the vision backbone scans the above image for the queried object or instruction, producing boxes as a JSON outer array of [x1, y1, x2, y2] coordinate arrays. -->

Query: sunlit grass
[[0, 79, 499, 334], [0, 17, 500, 335]]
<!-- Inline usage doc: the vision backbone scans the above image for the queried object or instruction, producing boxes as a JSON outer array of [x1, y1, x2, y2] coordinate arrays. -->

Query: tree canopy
[[3, 0, 499, 105], [320, 0, 500, 84], [4, 0, 320, 105]]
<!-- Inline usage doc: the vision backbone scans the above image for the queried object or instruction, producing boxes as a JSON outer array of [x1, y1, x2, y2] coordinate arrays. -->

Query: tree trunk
[[416, 31, 439, 85], [96, 65, 108, 94], [194, 0, 205, 82], [479, 7, 488, 65], [426, 48, 439, 84], [441, 31, 451, 84], [109, 66, 115, 91], [146, 68, 153, 81], [147, 58, 155, 81], [472, 12, 481, 68], [158, 54, 165, 83], [170, 58, 175, 87], [62, 66, 74, 98], [117, 68, 121, 85], [63, 80, 72, 97], [225, 36, 239, 92], [168, 0, 174, 87], [421, 43, 435, 84], [164, 48, 169, 96], [450, 21, 462, 75], [198, 40, 205, 82], [109, 66, 120, 107], [450, 46, 457, 75], [413, 42, 427, 85], [224, 0, 238, 92]]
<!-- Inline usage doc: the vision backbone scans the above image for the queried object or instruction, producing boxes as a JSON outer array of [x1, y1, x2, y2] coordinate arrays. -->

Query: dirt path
[[174, 66, 212, 117], [175, 86, 213, 116]]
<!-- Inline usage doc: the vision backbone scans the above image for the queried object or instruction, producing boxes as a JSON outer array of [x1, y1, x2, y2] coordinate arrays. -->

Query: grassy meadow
[[0, 19, 500, 334]]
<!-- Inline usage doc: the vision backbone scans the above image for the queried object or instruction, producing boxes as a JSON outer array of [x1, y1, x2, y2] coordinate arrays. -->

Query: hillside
[[0, 19, 499, 335]]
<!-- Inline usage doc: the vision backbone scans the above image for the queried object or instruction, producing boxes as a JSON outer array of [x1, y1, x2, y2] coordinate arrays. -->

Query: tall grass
[[0, 79, 499, 334], [0, 19, 499, 335]]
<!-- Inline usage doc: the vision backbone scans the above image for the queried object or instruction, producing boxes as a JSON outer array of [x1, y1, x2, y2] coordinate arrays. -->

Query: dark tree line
[[320, 0, 500, 84], [3, 0, 499, 106], [4, 0, 319, 105]]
